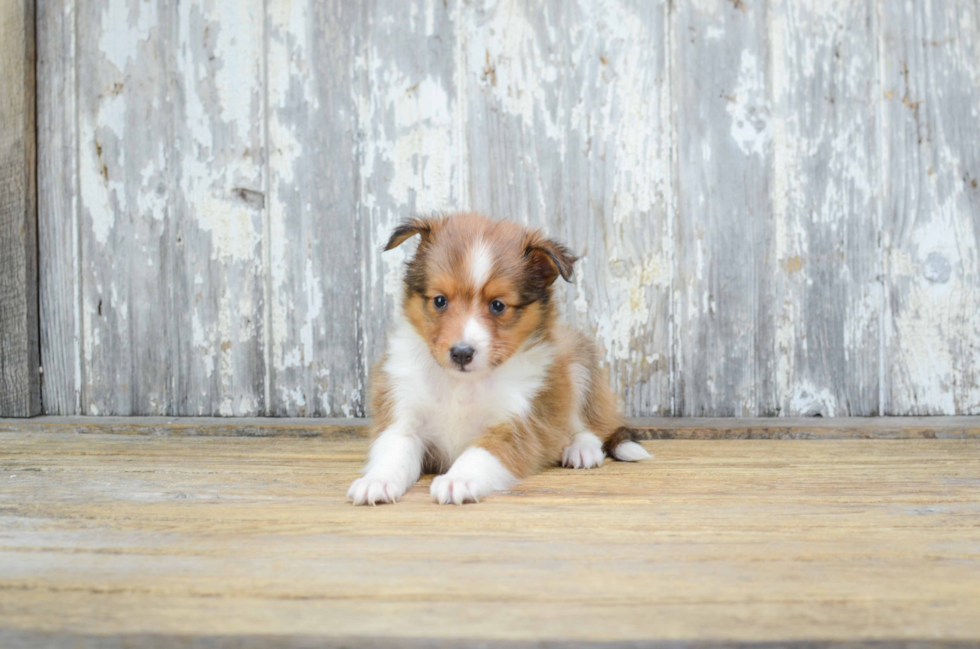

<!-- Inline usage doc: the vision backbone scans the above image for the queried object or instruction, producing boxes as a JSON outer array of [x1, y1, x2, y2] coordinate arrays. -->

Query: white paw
[[562, 431, 606, 469], [430, 475, 486, 505], [429, 447, 516, 505], [347, 476, 406, 506]]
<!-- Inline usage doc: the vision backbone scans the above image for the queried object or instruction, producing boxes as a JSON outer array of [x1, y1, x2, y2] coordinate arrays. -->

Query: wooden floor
[[1, 426, 979, 647]]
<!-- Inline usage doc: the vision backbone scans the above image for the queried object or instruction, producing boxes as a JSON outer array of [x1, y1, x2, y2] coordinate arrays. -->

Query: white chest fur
[[382, 317, 555, 466]]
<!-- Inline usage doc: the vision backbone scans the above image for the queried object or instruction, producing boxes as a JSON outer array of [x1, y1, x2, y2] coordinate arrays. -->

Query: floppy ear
[[384, 217, 437, 251], [526, 237, 577, 285]]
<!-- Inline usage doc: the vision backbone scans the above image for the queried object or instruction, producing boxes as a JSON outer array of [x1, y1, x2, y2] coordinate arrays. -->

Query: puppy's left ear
[[384, 217, 439, 251], [526, 237, 577, 285]]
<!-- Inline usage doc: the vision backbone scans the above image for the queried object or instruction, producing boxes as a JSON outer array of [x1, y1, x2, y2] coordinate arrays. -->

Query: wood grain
[[462, 1, 673, 416], [74, 0, 175, 414], [355, 0, 466, 418], [0, 432, 978, 645], [770, 0, 881, 416], [33, 0, 980, 416], [0, 0, 40, 417], [1, 415, 978, 439], [37, 0, 79, 415], [672, 0, 775, 416], [172, 0, 267, 415], [879, 0, 980, 415], [266, 0, 362, 417]]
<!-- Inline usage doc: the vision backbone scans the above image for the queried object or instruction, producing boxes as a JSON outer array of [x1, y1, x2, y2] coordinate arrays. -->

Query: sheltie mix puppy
[[347, 212, 651, 506]]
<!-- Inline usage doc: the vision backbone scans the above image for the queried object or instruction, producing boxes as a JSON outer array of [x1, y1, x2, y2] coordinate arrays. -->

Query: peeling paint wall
[[37, 0, 980, 417]]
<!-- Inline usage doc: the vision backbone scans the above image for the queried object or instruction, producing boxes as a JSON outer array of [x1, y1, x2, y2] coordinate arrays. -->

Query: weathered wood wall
[[0, 0, 40, 417], [36, 0, 980, 417]]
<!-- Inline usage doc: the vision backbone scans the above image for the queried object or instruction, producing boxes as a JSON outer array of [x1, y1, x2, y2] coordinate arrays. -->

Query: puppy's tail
[[603, 426, 653, 462]]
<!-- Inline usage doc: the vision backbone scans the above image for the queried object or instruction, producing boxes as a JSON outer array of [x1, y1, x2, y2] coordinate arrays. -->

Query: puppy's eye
[[433, 295, 448, 310], [490, 300, 506, 314]]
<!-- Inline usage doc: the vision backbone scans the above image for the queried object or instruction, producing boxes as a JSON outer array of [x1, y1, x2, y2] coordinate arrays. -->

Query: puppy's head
[[385, 213, 576, 375]]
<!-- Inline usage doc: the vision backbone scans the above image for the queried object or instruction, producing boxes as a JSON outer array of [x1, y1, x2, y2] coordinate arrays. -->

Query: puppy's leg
[[582, 364, 652, 463], [560, 362, 605, 469], [430, 424, 522, 505], [348, 424, 424, 506]]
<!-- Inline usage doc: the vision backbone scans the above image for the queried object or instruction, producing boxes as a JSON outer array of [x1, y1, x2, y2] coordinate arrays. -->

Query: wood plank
[[0, 415, 365, 437], [770, 0, 881, 416], [171, 1, 267, 415], [1, 416, 978, 439], [0, 0, 40, 417], [628, 415, 980, 439], [0, 432, 977, 645], [74, 0, 176, 414], [37, 0, 80, 415], [672, 1, 776, 416], [68, 0, 270, 416], [3, 637, 978, 649], [266, 0, 362, 416], [462, 1, 673, 415], [355, 0, 466, 417], [879, 0, 980, 415]]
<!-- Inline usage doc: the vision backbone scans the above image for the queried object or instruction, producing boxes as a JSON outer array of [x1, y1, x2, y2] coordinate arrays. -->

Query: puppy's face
[[386, 213, 576, 376]]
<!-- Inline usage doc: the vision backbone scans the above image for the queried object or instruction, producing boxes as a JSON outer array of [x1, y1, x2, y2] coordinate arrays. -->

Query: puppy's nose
[[450, 344, 475, 368]]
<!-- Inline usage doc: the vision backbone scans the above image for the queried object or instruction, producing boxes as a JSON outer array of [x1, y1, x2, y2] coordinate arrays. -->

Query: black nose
[[450, 344, 475, 367]]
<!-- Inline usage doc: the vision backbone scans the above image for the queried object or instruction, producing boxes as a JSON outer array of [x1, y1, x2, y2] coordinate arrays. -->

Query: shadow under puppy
[[348, 213, 651, 506]]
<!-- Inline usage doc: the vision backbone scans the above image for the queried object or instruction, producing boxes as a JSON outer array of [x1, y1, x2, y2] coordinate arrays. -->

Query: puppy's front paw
[[430, 475, 487, 505], [347, 476, 406, 506], [431, 448, 516, 505], [562, 432, 605, 469]]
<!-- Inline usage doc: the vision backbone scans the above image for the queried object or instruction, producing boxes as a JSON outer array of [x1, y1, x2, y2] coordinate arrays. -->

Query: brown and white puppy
[[347, 213, 650, 506]]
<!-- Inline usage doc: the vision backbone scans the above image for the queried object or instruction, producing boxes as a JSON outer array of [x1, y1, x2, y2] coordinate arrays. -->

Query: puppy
[[347, 213, 651, 506]]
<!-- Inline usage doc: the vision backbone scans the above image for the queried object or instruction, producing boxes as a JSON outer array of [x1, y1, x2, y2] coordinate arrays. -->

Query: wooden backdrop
[[36, 0, 980, 418]]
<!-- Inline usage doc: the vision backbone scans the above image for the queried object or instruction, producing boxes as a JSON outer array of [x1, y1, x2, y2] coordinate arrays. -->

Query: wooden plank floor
[[4, 415, 980, 439], [1, 429, 979, 647]]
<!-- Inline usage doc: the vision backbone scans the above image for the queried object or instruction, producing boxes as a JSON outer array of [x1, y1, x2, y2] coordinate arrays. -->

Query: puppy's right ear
[[384, 217, 438, 251]]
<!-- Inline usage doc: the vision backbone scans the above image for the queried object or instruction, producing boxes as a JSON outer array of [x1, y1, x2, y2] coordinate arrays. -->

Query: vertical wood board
[[74, 0, 174, 414], [770, 0, 881, 416], [172, 0, 267, 415], [879, 0, 980, 415], [672, 0, 777, 416], [0, 0, 40, 417], [355, 0, 468, 416], [37, 0, 80, 415], [266, 0, 362, 416], [462, 0, 673, 415]]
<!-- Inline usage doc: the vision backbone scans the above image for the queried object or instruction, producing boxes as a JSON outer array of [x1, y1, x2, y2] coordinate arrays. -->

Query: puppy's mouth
[[446, 360, 487, 378]]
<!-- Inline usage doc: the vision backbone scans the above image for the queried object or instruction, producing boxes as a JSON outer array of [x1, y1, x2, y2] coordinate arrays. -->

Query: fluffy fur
[[347, 213, 651, 506]]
